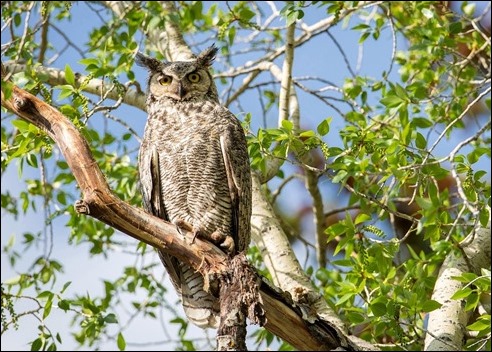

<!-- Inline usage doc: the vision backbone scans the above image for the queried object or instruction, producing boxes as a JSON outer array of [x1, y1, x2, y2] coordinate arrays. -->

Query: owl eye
[[187, 73, 201, 83], [158, 76, 172, 85]]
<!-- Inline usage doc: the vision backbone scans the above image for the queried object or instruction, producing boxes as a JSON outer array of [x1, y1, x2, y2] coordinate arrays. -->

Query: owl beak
[[177, 82, 186, 100]]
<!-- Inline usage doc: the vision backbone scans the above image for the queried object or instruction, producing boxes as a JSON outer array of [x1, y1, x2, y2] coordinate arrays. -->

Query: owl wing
[[139, 146, 182, 293], [219, 118, 252, 253], [139, 147, 166, 218]]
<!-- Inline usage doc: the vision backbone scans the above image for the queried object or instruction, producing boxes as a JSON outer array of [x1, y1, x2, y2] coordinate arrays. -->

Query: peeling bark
[[217, 254, 265, 351]]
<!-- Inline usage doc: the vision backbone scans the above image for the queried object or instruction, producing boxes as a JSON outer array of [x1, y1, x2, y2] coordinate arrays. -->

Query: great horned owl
[[135, 45, 252, 328]]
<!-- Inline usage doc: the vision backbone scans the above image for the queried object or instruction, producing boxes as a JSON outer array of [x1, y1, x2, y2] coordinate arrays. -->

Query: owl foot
[[207, 231, 235, 255], [174, 220, 235, 254], [173, 221, 207, 246], [192, 229, 236, 255]]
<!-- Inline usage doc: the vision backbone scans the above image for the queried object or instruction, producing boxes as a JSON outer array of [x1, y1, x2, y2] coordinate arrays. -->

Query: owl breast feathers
[[136, 45, 252, 328]]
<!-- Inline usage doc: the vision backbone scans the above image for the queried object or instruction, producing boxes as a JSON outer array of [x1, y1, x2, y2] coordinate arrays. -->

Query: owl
[[135, 45, 252, 328]]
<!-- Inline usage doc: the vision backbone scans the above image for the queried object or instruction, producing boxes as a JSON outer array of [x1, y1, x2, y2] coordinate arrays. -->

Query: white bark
[[424, 215, 491, 351], [251, 174, 346, 332]]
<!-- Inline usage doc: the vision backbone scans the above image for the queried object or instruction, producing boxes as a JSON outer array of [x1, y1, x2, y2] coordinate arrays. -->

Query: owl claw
[[174, 219, 194, 237], [191, 229, 202, 244]]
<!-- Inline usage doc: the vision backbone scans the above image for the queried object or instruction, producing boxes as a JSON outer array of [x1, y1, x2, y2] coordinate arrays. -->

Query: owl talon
[[174, 219, 194, 237], [191, 229, 203, 244]]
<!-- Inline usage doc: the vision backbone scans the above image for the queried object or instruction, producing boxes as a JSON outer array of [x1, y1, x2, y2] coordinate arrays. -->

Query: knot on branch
[[74, 199, 90, 215], [292, 286, 323, 324], [10, 89, 40, 117], [13, 95, 27, 110]]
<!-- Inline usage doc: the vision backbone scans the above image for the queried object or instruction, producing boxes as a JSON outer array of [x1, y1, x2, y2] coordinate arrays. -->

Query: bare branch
[[3, 62, 146, 111], [278, 22, 296, 126], [38, 15, 49, 64], [14, 2, 35, 62], [423, 87, 491, 167]]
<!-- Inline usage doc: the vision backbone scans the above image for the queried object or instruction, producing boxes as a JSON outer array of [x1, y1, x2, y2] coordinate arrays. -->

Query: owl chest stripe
[[157, 149, 232, 229]]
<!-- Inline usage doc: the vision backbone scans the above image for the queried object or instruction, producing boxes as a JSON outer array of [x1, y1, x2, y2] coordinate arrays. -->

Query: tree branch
[[424, 218, 491, 350], [1, 73, 364, 351], [3, 61, 146, 110]]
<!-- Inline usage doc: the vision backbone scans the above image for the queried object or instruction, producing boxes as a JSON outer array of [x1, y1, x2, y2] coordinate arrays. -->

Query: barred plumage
[[136, 46, 252, 328]]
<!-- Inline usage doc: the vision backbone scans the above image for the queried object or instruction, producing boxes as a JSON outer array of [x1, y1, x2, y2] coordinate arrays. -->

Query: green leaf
[[451, 287, 473, 300], [43, 297, 53, 319], [370, 302, 386, 317], [380, 95, 404, 108], [57, 85, 75, 100], [346, 311, 365, 324], [1, 80, 13, 100], [449, 21, 462, 34], [79, 58, 99, 66], [58, 299, 70, 311], [317, 118, 331, 136], [37, 291, 53, 299], [65, 64, 75, 86], [26, 153, 38, 168], [415, 132, 427, 149], [452, 272, 477, 283], [31, 338, 43, 351], [228, 26, 236, 45], [358, 31, 370, 44], [354, 213, 371, 225], [467, 317, 491, 331], [281, 119, 293, 131], [104, 313, 118, 324], [3, 275, 22, 285], [464, 292, 479, 311], [394, 83, 408, 99], [332, 170, 348, 183], [117, 333, 126, 351], [337, 293, 355, 305], [479, 207, 490, 227], [239, 7, 255, 22], [326, 222, 347, 240], [11, 119, 32, 132], [415, 197, 433, 210], [299, 130, 316, 138], [14, 13, 21, 26], [421, 299, 442, 312], [351, 24, 370, 31]]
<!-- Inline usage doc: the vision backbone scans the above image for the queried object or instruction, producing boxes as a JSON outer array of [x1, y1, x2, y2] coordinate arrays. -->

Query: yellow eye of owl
[[187, 73, 200, 83], [159, 76, 172, 85]]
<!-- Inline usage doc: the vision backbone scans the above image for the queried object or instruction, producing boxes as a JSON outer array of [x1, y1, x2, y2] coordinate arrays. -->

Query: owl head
[[135, 45, 219, 102]]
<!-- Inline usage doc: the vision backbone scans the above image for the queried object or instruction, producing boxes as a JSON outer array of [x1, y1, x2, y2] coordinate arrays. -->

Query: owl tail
[[179, 262, 220, 328]]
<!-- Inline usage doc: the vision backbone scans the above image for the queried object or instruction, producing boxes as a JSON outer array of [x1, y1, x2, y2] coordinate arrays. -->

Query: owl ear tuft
[[135, 52, 163, 72], [196, 44, 218, 68]]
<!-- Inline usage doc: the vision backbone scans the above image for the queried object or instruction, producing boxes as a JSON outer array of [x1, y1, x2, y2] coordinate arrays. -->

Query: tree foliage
[[1, 1, 490, 351]]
